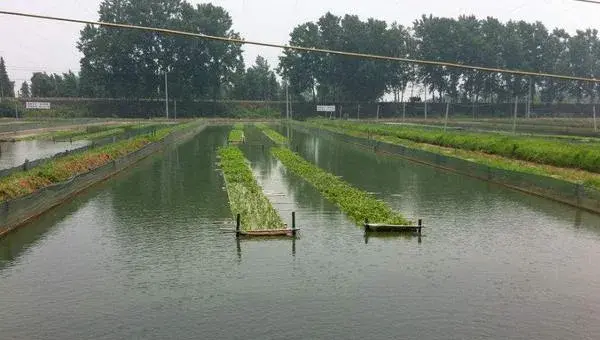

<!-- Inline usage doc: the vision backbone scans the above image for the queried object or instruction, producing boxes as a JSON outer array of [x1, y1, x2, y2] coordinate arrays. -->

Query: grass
[[256, 123, 288, 145], [302, 120, 600, 190], [271, 147, 410, 225], [218, 146, 285, 231], [0, 121, 198, 202], [312, 119, 600, 173]]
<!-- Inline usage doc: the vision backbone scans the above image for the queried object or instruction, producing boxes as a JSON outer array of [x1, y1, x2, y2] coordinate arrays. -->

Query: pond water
[[0, 139, 91, 170], [0, 124, 599, 339]]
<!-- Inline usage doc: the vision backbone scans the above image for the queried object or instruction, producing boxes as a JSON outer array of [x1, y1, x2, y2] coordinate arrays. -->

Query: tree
[[233, 56, 281, 100], [0, 57, 15, 98], [279, 22, 321, 101], [279, 12, 394, 103], [59, 71, 79, 97], [567, 29, 600, 103], [78, 0, 244, 99], [386, 23, 415, 102], [30, 72, 54, 97], [19, 82, 30, 98]]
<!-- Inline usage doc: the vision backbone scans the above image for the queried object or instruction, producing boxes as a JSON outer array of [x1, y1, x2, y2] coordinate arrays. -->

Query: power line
[[572, 0, 600, 4], [0, 9, 599, 83]]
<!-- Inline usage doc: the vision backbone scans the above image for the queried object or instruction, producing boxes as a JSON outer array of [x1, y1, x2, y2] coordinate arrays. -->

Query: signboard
[[26, 102, 51, 110], [316, 105, 336, 112]]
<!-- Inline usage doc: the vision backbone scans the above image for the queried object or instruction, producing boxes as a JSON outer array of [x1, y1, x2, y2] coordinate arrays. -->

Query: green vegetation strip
[[0, 121, 199, 202], [20, 123, 164, 141], [271, 147, 410, 225], [256, 123, 288, 144], [313, 119, 600, 173], [228, 126, 245, 143], [303, 120, 600, 190], [218, 146, 285, 231]]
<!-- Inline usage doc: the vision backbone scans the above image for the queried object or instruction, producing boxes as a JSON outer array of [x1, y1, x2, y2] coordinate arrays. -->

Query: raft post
[[236, 214, 241, 237], [292, 211, 297, 236]]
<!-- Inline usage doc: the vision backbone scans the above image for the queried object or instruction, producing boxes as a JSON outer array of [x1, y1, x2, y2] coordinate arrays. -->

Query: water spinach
[[218, 146, 285, 231], [271, 147, 410, 225]]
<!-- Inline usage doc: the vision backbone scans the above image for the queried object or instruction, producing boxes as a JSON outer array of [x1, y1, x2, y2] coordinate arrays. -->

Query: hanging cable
[[0, 9, 599, 83]]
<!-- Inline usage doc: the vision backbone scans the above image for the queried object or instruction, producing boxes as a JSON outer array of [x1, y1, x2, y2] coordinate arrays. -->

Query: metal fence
[[6, 97, 600, 120]]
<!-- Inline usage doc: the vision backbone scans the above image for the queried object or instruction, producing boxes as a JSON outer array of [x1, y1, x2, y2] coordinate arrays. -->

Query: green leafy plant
[[218, 146, 285, 230], [303, 119, 600, 190], [228, 128, 245, 143], [312, 119, 600, 173], [271, 147, 410, 225], [256, 123, 288, 145]]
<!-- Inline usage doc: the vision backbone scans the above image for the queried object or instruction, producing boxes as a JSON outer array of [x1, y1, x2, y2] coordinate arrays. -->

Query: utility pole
[[165, 72, 169, 119], [444, 100, 450, 132], [527, 77, 533, 118], [424, 87, 428, 119], [513, 96, 518, 134], [285, 80, 289, 120]]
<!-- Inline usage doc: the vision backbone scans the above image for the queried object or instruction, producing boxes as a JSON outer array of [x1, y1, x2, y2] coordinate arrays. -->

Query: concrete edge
[[0, 121, 208, 238], [293, 122, 600, 215]]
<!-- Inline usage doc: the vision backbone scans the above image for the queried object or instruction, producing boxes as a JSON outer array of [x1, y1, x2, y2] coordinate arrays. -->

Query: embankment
[[0, 121, 207, 238], [293, 122, 600, 214]]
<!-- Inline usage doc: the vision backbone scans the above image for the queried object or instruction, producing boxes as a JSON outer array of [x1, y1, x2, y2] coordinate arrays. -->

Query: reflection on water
[[0, 139, 90, 170], [1, 125, 600, 339]]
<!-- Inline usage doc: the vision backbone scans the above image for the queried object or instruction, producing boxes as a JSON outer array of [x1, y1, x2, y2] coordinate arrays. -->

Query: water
[[1, 125, 600, 339], [0, 139, 91, 170]]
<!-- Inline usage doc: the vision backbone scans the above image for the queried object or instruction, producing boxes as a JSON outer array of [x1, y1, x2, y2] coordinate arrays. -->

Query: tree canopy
[[232, 56, 281, 101], [280, 13, 600, 104], [0, 57, 15, 98], [77, 0, 244, 100], [9, 5, 600, 105]]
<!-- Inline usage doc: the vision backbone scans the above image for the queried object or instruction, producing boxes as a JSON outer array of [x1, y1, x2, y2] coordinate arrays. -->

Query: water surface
[[0, 125, 599, 339]]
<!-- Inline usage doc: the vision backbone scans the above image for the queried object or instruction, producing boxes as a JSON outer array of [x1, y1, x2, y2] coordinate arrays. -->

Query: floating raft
[[238, 229, 298, 237], [364, 219, 423, 234], [232, 213, 298, 237]]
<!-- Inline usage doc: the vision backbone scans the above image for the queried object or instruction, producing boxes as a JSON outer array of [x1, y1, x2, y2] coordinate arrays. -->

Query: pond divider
[[0, 120, 207, 238], [294, 122, 600, 215]]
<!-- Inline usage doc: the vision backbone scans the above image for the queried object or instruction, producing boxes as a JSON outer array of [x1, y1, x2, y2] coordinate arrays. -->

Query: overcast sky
[[1, 0, 599, 92]]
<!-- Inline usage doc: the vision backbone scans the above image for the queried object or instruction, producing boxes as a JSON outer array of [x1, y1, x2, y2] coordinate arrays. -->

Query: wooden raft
[[234, 213, 298, 237], [364, 219, 423, 234], [239, 228, 298, 237]]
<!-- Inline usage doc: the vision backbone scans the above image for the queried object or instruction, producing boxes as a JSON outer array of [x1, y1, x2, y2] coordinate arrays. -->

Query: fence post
[[402, 102, 406, 121], [593, 105, 597, 133], [357, 104, 360, 120], [424, 87, 428, 120], [444, 101, 450, 132], [376, 104, 380, 120], [512, 96, 518, 134]]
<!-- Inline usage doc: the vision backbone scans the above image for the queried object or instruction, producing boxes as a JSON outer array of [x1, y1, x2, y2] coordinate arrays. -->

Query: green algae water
[[0, 125, 600, 339]]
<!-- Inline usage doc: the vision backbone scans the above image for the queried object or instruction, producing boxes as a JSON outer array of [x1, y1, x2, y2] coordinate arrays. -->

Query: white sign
[[316, 105, 336, 112], [26, 102, 51, 110]]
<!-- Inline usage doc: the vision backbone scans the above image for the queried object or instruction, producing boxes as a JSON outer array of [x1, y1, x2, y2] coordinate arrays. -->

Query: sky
[[1, 0, 600, 94]]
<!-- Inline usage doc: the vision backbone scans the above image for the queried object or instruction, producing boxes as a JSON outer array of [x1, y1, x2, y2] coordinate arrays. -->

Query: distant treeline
[[4, 0, 600, 106]]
